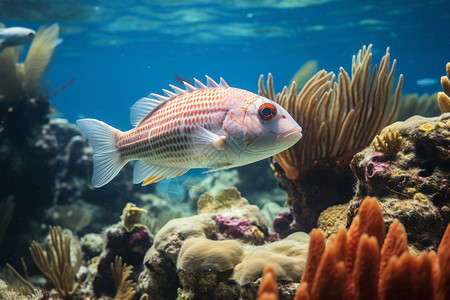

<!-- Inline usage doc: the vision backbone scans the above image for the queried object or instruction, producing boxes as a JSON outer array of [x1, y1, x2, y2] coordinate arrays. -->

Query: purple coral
[[365, 152, 392, 182], [217, 214, 251, 238], [273, 212, 294, 238]]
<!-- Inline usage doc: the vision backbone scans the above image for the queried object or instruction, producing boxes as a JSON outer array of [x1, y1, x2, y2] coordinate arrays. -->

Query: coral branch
[[30, 226, 82, 299]]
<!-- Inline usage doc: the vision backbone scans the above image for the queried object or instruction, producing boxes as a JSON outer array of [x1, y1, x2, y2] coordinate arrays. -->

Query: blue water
[[1, 0, 449, 130]]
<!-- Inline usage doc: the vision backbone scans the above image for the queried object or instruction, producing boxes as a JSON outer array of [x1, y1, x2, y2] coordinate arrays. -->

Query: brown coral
[[30, 226, 82, 300], [438, 62, 450, 113], [372, 129, 403, 157], [111, 256, 136, 300]]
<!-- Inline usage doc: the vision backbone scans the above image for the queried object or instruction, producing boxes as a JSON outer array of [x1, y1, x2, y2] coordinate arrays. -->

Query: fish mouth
[[278, 128, 302, 142]]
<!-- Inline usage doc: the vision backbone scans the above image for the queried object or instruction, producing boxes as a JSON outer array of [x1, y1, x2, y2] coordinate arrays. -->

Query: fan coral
[[372, 129, 402, 157], [111, 256, 136, 300], [30, 226, 82, 300], [438, 62, 450, 113], [259, 44, 403, 231]]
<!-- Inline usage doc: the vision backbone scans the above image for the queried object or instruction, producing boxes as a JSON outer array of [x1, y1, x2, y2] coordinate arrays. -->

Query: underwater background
[[0, 0, 450, 299]]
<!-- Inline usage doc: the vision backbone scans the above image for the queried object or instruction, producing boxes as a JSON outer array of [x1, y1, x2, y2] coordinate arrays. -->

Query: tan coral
[[0, 23, 61, 102], [317, 204, 348, 239], [30, 226, 82, 300], [438, 62, 450, 113], [111, 256, 136, 300], [121, 203, 148, 232], [372, 128, 403, 157], [197, 187, 248, 214], [259, 44, 402, 180]]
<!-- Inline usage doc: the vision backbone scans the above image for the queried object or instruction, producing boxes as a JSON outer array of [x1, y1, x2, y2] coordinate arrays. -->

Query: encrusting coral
[[438, 62, 450, 113], [259, 44, 403, 232], [256, 196, 450, 300], [30, 226, 82, 300]]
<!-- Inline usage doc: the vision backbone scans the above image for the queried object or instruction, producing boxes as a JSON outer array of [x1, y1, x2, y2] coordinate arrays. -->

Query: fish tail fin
[[76, 118, 127, 188]]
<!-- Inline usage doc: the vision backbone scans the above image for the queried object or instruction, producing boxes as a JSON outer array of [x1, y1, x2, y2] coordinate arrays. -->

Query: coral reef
[[259, 44, 403, 232], [0, 117, 149, 265], [438, 62, 450, 113], [93, 203, 153, 298], [350, 113, 450, 250], [138, 187, 309, 299], [256, 196, 450, 300]]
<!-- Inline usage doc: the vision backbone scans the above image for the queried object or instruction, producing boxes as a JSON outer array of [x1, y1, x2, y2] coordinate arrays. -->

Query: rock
[[350, 113, 450, 250]]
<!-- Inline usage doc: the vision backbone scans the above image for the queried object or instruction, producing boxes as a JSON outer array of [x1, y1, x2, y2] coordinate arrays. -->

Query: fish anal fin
[[133, 160, 189, 185]]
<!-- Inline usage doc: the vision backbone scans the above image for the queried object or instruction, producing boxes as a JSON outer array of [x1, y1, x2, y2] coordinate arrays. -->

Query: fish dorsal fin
[[130, 76, 229, 127], [130, 95, 168, 127]]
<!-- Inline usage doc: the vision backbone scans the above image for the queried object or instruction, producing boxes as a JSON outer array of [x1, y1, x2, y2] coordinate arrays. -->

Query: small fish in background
[[416, 77, 438, 87], [0, 26, 36, 51], [77, 76, 302, 188]]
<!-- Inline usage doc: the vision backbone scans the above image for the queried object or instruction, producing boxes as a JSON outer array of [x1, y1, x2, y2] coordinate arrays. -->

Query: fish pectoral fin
[[191, 126, 227, 155], [202, 163, 233, 174], [133, 160, 189, 185]]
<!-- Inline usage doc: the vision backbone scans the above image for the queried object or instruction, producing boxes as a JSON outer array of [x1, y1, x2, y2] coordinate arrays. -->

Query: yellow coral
[[197, 187, 248, 214], [372, 128, 403, 157], [438, 62, 450, 113], [418, 123, 436, 131], [121, 203, 148, 232]]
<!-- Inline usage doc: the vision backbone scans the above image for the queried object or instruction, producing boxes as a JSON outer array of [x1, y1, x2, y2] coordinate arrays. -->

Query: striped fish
[[77, 76, 302, 188]]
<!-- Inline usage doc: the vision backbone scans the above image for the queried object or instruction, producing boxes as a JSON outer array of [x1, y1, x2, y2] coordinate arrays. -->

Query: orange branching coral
[[353, 234, 379, 300], [311, 238, 347, 300], [356, 196, 385, 247], [257, 265, 278, 300], [293, 282, 310, 300], [372, 129, 403, 157], [438, 62, 450, 113], [378, 221, 408, 280], [256, 196, 450, 300], [379, 251, 435, 300], [436, 224, 450, 300], [301, 229, 325, 294]]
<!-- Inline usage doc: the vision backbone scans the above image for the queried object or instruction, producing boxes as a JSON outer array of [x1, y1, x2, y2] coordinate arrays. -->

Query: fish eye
[[28, 32, 34, 35], [258, 103, 277, 121]]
